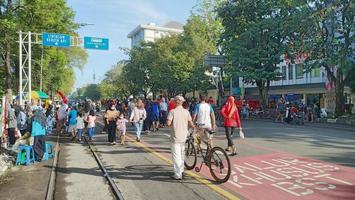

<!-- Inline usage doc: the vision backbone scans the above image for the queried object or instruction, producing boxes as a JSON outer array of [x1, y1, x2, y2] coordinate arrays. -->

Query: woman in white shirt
[[130, 99, 146, 142]]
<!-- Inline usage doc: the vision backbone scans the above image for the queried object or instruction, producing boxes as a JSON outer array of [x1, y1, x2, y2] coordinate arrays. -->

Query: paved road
[[89, 120, 355, 200]]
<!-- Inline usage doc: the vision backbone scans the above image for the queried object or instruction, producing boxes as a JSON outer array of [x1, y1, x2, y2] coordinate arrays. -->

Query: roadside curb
[[45, 133, 60, 200]]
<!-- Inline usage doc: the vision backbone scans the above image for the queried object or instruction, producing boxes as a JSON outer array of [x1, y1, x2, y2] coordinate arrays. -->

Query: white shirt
[[160, 102, 168, 111], [194, 102, 213, 129], [76, 116, 85, 129], [57, 105, 67, 120]]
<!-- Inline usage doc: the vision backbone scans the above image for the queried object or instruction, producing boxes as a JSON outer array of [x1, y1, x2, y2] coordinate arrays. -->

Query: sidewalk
[[0, 135, 56, 200], [0, 129, 113, 200]]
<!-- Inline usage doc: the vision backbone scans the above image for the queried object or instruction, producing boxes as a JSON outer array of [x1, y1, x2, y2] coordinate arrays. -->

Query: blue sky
[[66, 0, 199, 89]]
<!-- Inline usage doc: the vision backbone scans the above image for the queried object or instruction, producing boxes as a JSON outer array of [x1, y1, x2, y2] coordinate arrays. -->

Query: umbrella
[[36, 91, 49, 99], [30, 91, 49, 100]]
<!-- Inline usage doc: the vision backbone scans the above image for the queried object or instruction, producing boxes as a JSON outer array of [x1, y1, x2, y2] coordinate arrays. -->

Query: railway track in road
[[85, 137, 125, 200], [44, 130, 124, 200]]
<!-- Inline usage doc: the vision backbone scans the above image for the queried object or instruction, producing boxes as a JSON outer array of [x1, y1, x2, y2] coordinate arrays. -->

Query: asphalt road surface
[[88, 120, 355, 200]]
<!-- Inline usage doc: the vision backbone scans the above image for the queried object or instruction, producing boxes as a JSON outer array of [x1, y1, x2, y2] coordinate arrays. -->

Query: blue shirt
[[69, 110, 78, 125], [31, 121, 45, 136]]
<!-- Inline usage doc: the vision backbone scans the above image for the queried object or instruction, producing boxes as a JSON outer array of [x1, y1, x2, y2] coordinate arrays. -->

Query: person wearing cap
[[167, 95, 194, 180]]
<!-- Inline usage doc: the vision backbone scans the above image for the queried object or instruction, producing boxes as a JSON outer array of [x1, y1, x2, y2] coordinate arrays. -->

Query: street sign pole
[[204, 55, 225, 106], [28, 32, 32, 102], [17, 31, 108, 105], [19, 31, 23, 105], [18, 31, 35, 105]]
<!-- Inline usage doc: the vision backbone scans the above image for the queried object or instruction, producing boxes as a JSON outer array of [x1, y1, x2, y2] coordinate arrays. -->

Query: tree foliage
[[121, 14, 218, 97], [217, 0, 302, 107], [289, 0, 354, 116], [0, 0, 87, 96]]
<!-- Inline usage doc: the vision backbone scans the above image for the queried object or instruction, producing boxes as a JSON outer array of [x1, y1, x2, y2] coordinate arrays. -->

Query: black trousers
[[225, 127, 235, 147], [33, 135, 46, 161], [143, 119, 152, 131], [108, 121, 117, 142], [7, 128, 16, 145]]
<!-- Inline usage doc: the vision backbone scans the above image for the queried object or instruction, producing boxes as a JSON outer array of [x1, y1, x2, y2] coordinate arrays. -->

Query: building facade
[[239, 58, 351, 113], [127, 22, 184, 48]]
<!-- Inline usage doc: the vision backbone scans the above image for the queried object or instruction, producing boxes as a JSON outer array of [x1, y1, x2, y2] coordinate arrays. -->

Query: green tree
[[121, 9, 220, 97], [78, 84, 100, 100], [290, 0, 354, 116], [99, 61, 128, 98], [217, 0, 303, 107], [182, 15, 218, 94], [0, 0, 87, 96]]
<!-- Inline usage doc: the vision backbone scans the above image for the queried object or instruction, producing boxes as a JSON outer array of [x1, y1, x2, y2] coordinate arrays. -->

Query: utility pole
[[93, 70, 96, 84]]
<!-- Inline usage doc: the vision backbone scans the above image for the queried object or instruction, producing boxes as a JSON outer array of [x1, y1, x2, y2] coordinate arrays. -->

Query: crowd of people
[[1, 93, 246, 181], [98, 94, 243, 180], [275, 97, 327, 125], [1, 98, 104, 161], [2, 99, 52, 162], [2, 91, 331, 181]]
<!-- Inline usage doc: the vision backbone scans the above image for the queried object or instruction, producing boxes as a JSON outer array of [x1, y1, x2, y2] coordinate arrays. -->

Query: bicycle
[[184, 126, 231, 183]]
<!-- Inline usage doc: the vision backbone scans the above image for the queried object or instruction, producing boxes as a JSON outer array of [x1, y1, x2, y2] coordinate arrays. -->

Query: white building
[[127, 21, 184, 48], [239, 56, 351, 112]]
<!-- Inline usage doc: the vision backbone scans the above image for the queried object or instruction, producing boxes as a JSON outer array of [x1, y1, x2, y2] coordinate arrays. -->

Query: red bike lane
[[126, 133, 355, 200]]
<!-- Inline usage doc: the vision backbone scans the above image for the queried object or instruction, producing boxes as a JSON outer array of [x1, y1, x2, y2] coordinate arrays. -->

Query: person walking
[[143, 98, 152, 134], [86, 110, 97, 141], [56, 102, 67, 134], [150, 100, 160, 132], [76, 112, 85, 142], [130, 99, 146, 142], [105, 104, 119, 144], [116, 113, 128, 145], [159, 97, 168, 127], [168, 98, 176, 112], [192, 94, 216, 148], [167, 96, 194, 180], [221, 96, 242, 156], [68, 106, 78, 141], [275, 97, 286, 122]]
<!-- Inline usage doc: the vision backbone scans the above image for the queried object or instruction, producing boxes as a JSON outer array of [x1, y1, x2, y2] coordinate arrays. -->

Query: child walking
[[86, 110, 97, 141], [76, 112, 85, 142], [116, 114, 128, 145]]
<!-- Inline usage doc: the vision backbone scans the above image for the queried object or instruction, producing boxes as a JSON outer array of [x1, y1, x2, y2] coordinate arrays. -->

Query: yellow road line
[[126, 135, 240, 200]]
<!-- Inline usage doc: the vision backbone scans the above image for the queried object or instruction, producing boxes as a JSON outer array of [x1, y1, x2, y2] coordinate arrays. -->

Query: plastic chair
[[43, 142, 55, 161], [16, 145, 35, 165]]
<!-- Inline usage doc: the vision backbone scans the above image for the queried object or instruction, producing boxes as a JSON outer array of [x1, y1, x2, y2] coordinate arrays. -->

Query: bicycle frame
[[187, 128, 213, 172]]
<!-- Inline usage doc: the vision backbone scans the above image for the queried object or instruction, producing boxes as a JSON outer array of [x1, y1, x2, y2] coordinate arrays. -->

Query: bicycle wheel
[[184, 140, 197, 170], [208, 146, 231, 183]]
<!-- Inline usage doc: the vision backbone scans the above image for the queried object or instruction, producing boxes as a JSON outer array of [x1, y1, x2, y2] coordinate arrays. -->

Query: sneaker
[[136, 138, 140, 142], [111, 142, 116, 145], [170, 175, 182, 180]]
